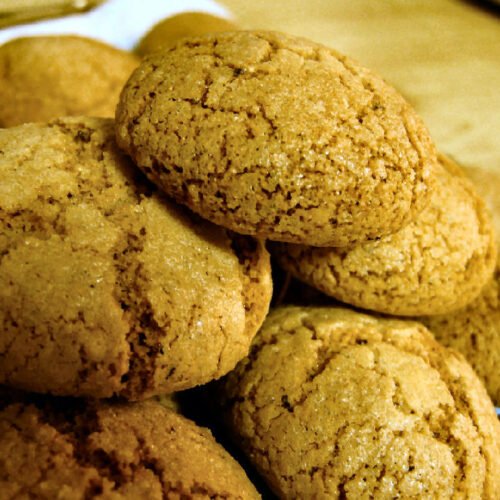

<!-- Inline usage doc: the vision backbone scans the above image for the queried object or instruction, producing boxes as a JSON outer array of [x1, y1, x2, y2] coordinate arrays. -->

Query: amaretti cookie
[[420, 263, 500, 406], [216, 306, 500, 499], [0, 394, 260, 499], [116, 30, 436, 247], [0, 36, 138, 127], [0, 117, 272, 400], [418, 163, 500, 406], [135, 12, 237, 56], [271, 155, 497, 316], [462, 163, 500, 246]]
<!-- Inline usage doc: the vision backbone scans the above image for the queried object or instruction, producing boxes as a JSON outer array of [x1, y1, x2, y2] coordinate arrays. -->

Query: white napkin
[[0, 0, 231, 49]]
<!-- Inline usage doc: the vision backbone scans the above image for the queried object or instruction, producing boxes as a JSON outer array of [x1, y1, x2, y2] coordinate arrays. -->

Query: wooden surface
[[221, 0, 500, 171]]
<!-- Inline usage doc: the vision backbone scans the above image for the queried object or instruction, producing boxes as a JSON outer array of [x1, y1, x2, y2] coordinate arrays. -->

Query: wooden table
[[221, 0, 500, 172]]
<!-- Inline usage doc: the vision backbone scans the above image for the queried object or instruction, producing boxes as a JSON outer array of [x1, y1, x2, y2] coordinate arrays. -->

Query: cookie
[[417, 162, 500, 406], [216, 306, 500, 499], [0, 117, 272, 400], [462, 163, 500, 247], [271, 155, 497, 316], [420, 262, 500, 406], [0, 394, 260, 499], [135, 12, 237, 56], [116, 30, 436, 247], [0, 36, 138, 127]]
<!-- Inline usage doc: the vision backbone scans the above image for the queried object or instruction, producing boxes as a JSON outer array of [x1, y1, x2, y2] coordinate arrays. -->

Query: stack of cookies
[[0, 28, 499, 499]]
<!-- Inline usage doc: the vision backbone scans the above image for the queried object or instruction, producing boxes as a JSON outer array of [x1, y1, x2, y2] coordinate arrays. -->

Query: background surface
[[2, 0, 498, 172], [221, 0, 499, 172]]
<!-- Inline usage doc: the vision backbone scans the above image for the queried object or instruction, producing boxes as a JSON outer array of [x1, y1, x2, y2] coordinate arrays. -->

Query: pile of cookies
[[0, 22, 499, 500]]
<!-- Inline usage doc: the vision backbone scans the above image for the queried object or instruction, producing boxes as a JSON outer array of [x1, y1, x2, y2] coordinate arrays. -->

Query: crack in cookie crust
[[271, 156, 497, 316], [0, 394, 260, 499], [0, 118, 272, 400], [116, 30, 436, 247], [217, 306, 500, 499]]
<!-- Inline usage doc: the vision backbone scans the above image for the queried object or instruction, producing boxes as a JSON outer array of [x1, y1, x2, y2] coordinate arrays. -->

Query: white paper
[[0, 0, 231, 49]]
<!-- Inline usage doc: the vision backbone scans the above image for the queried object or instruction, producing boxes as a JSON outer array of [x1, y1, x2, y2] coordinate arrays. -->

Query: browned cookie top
[[0, 117, 272, 400], [116, 30, 436, 247], [217, 306, 500, 499], [271, 156, 497, 316], [0, 36, 138, 127], [0, 394, 260, 499]]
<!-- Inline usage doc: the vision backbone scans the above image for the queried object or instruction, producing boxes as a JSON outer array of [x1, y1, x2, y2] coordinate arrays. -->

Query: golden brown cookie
[[271, 156, 497, 316], [217, 306, 500, 499], [0, 36, 139, 127], [0, 394, 260, 499], [135, 12, 237, 56], [0, 117, 272, 400], [116, 30, 436, 247], [420, 262, 500, 406], [462, 163, 500, 247], [418, 158, 500, 405]]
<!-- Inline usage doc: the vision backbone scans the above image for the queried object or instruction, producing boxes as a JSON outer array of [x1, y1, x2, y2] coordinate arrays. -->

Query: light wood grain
[[221, 0, 500, 171]]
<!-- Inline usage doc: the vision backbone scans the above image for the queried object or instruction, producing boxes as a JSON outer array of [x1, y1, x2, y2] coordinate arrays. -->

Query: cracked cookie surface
[[271, 155, 497, 315], [420, 261, 500, 406], [116, 30, 436, 247], [417, 163, 500, 406], [0, 393, 260, 499], [0, 36, 138, 127], [0, 117, 272, 400], [216, 306, 500, 499]]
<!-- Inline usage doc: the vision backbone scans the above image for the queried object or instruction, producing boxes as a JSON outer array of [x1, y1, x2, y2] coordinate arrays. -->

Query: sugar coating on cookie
[[217, 306, 500, 499], [0, 36, 139, 127], [0, 395, 259, 499], [116, 30, 436, 247], [420, 263, 500, 406], [0, 117, 272, 400], [271, 156, 497, 315], [135, 12, 237, 56]]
